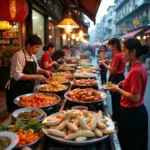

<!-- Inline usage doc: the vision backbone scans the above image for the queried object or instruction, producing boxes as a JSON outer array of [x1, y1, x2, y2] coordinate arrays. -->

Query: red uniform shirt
[[121, 62, 147, 108], [40, 52, 53, 71], [110, 51, 125, 75]]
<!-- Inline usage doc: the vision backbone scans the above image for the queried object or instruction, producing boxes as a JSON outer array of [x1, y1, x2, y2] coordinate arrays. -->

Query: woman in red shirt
[[100, 38, 125, 123], [109, 38, 149, 150], [40, 43, 57, 72]]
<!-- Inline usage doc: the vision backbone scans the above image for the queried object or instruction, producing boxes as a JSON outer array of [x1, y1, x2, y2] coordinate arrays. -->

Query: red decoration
[[0, 0, 29, 22]]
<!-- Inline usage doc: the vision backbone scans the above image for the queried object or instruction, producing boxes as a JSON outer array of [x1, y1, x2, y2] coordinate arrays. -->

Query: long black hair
[[123, 38, 149, 58], [43, 43, 55, 51], [108, 38, 121, 52], [100, 45, 108, 51]]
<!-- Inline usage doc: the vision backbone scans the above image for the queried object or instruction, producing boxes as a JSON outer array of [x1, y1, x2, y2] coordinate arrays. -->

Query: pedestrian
[[98, 45, 110, 84], [100, 38, 125, 123], [5, 34, 51, 112], [108, 38, 149, 150], [40, 43, 57, 72]]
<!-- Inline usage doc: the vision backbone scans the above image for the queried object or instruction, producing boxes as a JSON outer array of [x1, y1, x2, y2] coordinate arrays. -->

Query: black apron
[[108, 73, 125, 122], [6, 50, 37, 112]]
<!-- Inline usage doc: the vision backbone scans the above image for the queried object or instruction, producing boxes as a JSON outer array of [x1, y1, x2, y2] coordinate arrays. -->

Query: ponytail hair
[[123, 38, 149, 58], [108, 38, 121, 52]]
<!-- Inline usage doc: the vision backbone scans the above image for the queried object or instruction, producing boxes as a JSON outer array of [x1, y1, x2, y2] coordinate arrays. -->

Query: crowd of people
[[5, 34, 150, 150]]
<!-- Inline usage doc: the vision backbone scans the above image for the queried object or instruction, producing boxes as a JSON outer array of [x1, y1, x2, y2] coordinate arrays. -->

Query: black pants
[[100, 69, 107, 85], [109, 73, 125, 122], [118, 105, 148, 150]]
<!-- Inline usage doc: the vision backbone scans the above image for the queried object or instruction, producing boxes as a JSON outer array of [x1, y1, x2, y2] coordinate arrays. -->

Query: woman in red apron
[[6, 35, 50, 112], [109, 38, 149, 150], [40, 43, 58, 72], [100, 38, 125, 123]]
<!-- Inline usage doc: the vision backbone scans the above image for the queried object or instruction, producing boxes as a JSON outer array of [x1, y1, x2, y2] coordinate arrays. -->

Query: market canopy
[[65, 0, 101, 24], [119, 28, 144, 40], [145, 29, 150, 34]]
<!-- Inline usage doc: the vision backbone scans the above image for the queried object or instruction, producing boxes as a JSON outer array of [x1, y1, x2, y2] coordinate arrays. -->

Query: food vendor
[[40, 43, 58, 72], [51, 45, 75, 63], [5, 34, 51, 112], [98, 45, 111, 84], [108, 38, 149, 150], [100, 38, 125, 123]]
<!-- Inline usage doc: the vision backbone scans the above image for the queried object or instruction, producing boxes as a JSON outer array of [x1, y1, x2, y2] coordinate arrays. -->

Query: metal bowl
[[14, 93, 61, 109], [64, 90, 107, 104], [36, 84, 68, 93], [11, 107, 45, 121], [15, 136, 40, 149]]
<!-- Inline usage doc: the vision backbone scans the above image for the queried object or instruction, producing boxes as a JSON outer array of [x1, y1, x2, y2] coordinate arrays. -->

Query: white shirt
[[10, 49, 40, 81]]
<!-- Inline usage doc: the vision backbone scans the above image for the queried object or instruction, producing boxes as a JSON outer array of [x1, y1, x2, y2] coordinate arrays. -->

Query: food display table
[[1, 60, 121, 150]]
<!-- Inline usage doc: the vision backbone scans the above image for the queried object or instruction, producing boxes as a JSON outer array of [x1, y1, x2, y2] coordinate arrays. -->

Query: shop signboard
[[120, 26, 130, 31], [133, 18, 140, 25]]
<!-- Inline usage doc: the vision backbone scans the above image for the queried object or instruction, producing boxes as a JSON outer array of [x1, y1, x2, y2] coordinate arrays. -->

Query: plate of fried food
[[42, 109, 115, 146], [59, 65, 74, 71], [14, 93, 61, 109], [47, 75, 70, 84], [64, 88, 107, 104], [74, 72, 97, 79], [36, 81, 68, 93], [72, 79, 98, 87], [52, 72, 73, 79]]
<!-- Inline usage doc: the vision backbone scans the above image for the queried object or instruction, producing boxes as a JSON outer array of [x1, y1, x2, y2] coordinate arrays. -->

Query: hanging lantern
[[57, 18, 79, 34], [0, 0, 29, 22]]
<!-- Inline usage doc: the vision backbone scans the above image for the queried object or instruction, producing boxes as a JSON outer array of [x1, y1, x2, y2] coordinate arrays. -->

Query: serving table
[[1, 62, 121, 150]]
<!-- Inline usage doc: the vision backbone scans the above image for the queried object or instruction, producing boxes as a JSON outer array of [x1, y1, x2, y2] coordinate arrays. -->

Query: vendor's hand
[[99, 61, 105, 66], [108, 84, 119, 92], [44, 70, 51, 78], [52, 61, 58, 65], [118, 81, 124, 86], [57, 58, 65, 62], [35, 75, 46, 83]]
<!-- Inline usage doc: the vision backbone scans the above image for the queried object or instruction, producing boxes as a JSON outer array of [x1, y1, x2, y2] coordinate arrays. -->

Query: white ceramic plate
[[42, 111, 114, 146], [0, 131, 18, 150]]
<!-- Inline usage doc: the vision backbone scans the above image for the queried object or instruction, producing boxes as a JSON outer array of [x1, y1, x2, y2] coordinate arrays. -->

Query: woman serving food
[[108, 38, 149, 150]]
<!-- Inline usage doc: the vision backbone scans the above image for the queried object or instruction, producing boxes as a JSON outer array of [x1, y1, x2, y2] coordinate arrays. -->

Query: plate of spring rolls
[[42, 110, 115, 146]]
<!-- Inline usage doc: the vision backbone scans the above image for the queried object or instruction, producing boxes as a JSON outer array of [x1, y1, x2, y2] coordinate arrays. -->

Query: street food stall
[[0, 57, 121, 150]]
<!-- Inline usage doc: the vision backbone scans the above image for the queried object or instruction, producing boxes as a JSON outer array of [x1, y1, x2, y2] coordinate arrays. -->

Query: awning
[[65, 0, 101, 24], [145, 29, 150, 34], [78, 0, 101, 24], [119, 28, 144, 40]]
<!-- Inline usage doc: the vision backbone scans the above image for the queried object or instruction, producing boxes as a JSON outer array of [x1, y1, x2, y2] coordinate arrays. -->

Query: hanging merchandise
[[0, 0, 29, 22]]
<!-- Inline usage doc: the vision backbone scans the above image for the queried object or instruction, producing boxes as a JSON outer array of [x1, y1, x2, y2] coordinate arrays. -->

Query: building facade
[[115, 0, 150, 35]]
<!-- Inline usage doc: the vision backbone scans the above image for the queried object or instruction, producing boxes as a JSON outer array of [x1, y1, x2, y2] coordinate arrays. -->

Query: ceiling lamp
[[136, 36, 141, 40], [57, 18, 79, 34], [78, 29, 88, 37], [71, 33, 76, 39], [62, 34, 67, 40], [0, 21, 12, 30]]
